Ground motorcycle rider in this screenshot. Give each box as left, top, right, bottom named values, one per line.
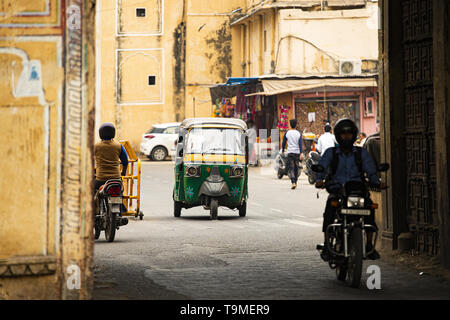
left=282, top=119, right=304, bottom=189
left=94, top=122, right=129, bottom=194
left=316, top=123, right=336, bottom=156
left=315, top=119, right=382, bottom=261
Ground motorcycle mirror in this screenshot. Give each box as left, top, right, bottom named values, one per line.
left=377, top=163, right=390, bottom=172
left=311, top=164, right=324, bottom=173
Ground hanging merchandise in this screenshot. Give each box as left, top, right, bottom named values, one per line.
left=255, top=95, right=262, bottom=112
left=277, top=105, right=290, bottom=130
left=223, top=98, right=235, bottom=118
left=235, top=88, right=246, bottom=119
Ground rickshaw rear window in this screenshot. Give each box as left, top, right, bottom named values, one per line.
left=185, top=128, right=245, bottom=155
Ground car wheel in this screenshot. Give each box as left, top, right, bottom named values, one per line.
left=151, top=146, right=168, bottom=161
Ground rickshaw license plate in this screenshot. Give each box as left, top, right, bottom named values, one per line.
left=341, top=209, right=371, bottom=216
left=109, top=197, right=123, bottom=204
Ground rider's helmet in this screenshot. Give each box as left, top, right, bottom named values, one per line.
left=99, top=122, right=116, bottom=140
left=334, top=118, right=358, bottom=149
left=324, top=123, right=332, bottom=133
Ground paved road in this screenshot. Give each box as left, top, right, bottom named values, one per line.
left=94, top=161, right=450, bottom=299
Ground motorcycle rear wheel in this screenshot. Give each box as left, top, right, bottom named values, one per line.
left=104, top=205, right=116, bottom=242
left=94, top=225, right=101, bottom=239
left=347, top=228, right=363, bottom=288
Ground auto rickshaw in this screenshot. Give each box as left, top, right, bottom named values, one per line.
left=173, top=118, right=248, bottom=220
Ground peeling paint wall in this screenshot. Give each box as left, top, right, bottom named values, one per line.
left=232, top=1, right=379, bottom=77
left=0, top=0, right=95, bottom=299
left=184, top=0, right=243, bottom=119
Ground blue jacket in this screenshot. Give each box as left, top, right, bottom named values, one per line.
left=316, top=146, right=380, bottom=186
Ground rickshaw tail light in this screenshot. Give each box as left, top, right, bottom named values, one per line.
left=230, top=166, right=244, bottom=177
left=185, top=166, right=200, bottom=177
left=371, top=203, right=379, bottom=209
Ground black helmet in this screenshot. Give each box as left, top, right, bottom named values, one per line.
left=334, top=118, right=358, bottom=148
left=99, top=122, right=116, bottom=140
left=324, top=123, right=332, bottom=132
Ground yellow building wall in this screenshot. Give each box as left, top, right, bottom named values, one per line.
left=231, top=8, right=277, bottom=77
left=97, top=0, right=181, bottom=152
left=0, top=0, right=95, bottom=300
left=231, top=2, right=379, bottom=77
left=185, top=0, right=242, bottom=119
left=98, top=0, right=245, bottom=151
left=276, top=5, right=379, bottom=74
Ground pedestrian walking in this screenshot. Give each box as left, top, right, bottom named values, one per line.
left=247, top=120, right=257, bottom=166
left=282, top=119, right=304, bottom=189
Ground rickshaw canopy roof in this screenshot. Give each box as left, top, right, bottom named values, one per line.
left=181, top=118, right=248, bottom=131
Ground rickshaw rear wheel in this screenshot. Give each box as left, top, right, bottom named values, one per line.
left=210, top=199, right=218, bottom=220
left=239, top=201, right=247, bottom=217
left=174, top=201, right=182, bottom=217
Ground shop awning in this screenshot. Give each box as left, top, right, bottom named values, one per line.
left=209, top=77, right=259, bottom=103
left=245, top=78, right=377, bottom=97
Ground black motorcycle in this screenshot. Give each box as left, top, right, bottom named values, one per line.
left=305, top=151, right=321, bottom=185
left=275, top=151, right=288, bottom=179
left=95, top=179, right=129, bottom=242
left=313, top=163, right=389, bottom=288
left=275, top=151, right=302, bottom=180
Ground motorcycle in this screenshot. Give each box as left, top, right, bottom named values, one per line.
left=313, top=163, right=389, bottom=288
left=275, top=151, right=288, bottom=179
left=94, top=179, right=129, bottom=242
left=275, top=151, right=303, bottom=180
left=305, top=151, right=321, bottom=185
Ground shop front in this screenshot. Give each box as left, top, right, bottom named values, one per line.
left=293, top=86, right=378, bottom=136
left=251, top=77, right=378, bottom=137
left=209, top=78, right=280, bottom=162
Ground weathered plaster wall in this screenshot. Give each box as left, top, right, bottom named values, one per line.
left=232, top=2, right=379, bottom=77
left=98, top=0, right=184, bottom=151
left=0, top=0, right=95, bottom=299
left=98, top=0, right=243, bottom=150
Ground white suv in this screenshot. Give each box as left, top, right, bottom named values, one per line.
left=139, top=122, right=181, bottom=161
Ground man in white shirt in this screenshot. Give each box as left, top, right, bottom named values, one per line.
left=247, top=120, right=257, bottom=166
left=282, top=119, right=304, bottom=189
left=316, top=123, right=336, bottom=156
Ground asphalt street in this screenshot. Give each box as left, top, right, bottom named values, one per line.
left=93, top=160, right=450, bottom=299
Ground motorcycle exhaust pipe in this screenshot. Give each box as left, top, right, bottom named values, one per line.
left=116, top=217, right=128, bottom=226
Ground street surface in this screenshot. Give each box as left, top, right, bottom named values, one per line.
left=94, top=161, right=450, bottom=299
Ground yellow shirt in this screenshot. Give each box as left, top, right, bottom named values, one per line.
left=94, top=140, right=122, bottom=181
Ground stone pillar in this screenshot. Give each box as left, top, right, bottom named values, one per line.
left=433, top=0, right=450, bottom=267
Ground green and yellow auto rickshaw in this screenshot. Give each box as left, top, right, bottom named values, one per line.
left=173, top=118, right=248, bottom=220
